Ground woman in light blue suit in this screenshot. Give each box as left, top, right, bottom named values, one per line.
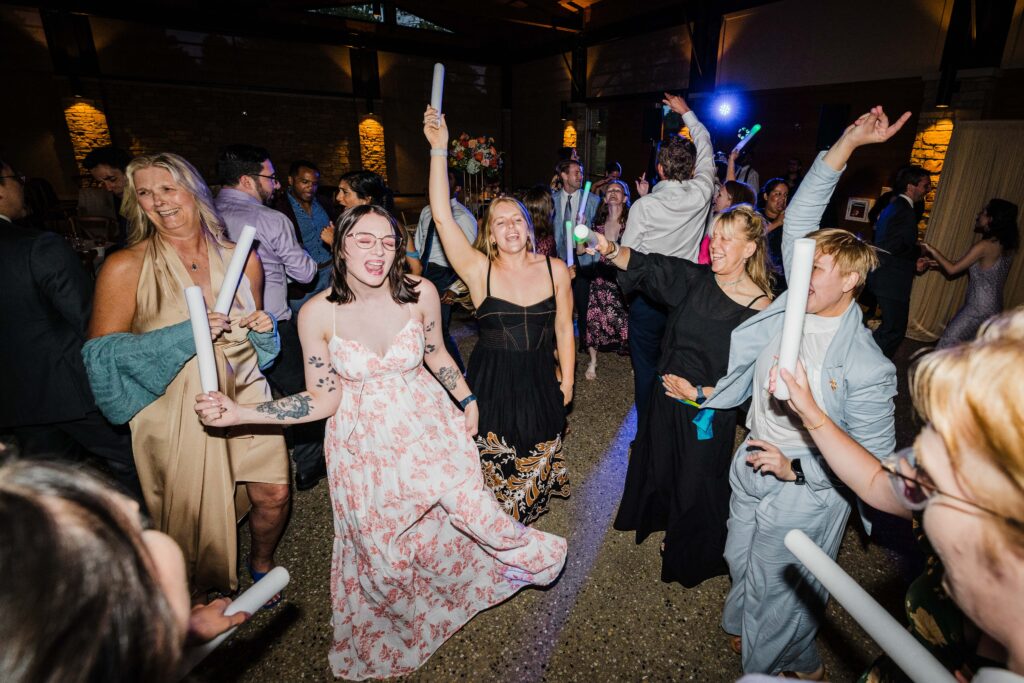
left=699, top=106, right=912, bottom=678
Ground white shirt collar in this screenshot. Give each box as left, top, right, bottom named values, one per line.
left=899, top=193, right=914, bottom=206
left=0, top=213, right=11, bottom=223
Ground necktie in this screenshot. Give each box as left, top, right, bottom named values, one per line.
left=564, top=193, right=573, bottom=225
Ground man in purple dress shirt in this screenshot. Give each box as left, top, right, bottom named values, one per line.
left=215, top=144, right=328, bottom=490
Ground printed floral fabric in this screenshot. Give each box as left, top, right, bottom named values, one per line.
left=325, top=317, right=567, bottom=680
left=476, top=431, right=569, bottom=525
left=585, top=224, right=629, bottom=352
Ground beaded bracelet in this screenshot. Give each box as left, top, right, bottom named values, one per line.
left=429, top=149, right=448, bottom=157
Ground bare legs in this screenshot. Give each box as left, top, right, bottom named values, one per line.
left=585, top=347, right=598, bottom=380
left=245, top=482, right=290, bottom=573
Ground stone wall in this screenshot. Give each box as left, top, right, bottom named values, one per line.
left=62, top=99, right=113, bottom=182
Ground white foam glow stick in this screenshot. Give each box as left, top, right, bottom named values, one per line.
left=564, top=220, right=574, bottom=268
left=573, top=224, right=600, bottom=250
left=784, top=530, right=955, bottom=683
left=185, top=286, right=218, bottom=394
left=774, top=238, right=815, bottom=400
left=178, top=567, right=291, bottom=677
left=213, top=225, right=257, bottom=315
left=430, top=63, right=445, bottom=115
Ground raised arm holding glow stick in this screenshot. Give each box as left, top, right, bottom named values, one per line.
left=213, top=224, right=256, bottom=315
left=185, top=286, right=219, bottom=394
left=773, top=238, right=815, bottom=400
left=430, top=63, right=445, bottom=125
left=732, top=123, right=762, bottom=155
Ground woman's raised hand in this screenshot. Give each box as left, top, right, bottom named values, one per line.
left=423, top=106, right=449, bottom=148
left=769, top=361, right=823, bottom=426
left=635, top=172, right=649, bottom=197
left=194, top=391, right=241, bottom=428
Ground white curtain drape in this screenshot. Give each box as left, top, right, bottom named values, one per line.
left=907, top=120, right=1024, bottom=341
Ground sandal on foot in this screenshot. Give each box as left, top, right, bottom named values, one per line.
left=727, top=634, right=742, bottom=655
left=246, top=557, right=284, bottom=609
left=778, top=666, right=825, bottom=680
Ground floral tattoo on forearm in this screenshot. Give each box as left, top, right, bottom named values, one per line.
left=255, top=394, right=313, bottom=420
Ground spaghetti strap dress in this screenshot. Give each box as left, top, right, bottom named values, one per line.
left=323, top=306, right=567, bottom=680
left=468, top=257, right=570, bottom=524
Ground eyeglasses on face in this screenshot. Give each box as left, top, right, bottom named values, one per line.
left=345, top=232, right=399, bottom=251
left=0, top=174, right=27, bottom=185
left=884, top=447, right=1024, bottom=532
left=251, top=173, right=279, bottom=183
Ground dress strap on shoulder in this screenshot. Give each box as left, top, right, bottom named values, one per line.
left=745, top=293, right=768, bottom=309
left=486, top=259, right=493, bottom=297
left=332, top=302, right=337, bottom=338
left=545, top=256, right=554, bottom=297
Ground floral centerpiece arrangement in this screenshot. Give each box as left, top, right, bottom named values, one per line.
left=449, top=133, right=503, bottom=180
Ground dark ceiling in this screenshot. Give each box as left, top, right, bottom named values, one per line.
left=9, top=0, right=775, bottom=63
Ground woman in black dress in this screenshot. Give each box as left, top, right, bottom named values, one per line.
left=423, top=106, right=574, bottom=524
left=595, top=205, right=773, bottom=586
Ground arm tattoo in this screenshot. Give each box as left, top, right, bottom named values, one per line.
left=424, top=343, right=437, bottom=354
left=315, top=373, right=338, bottom=392
left=424, top=321, right=436, bottom=332
left=256, top=394, right=313, bottom=420
left=437, top=366, right=460, bottom=391
left=308, top=355, right=325, bottom=368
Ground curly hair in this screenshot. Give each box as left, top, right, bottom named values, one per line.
left=657, top=137, right=696, bottom=182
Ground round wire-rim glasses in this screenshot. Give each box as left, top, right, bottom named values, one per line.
left=883, top=447, right=1024, bottom=532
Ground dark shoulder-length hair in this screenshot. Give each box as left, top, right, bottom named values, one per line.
left=985, top=198, right=1020, bottom=252
left=593, top=179, right=631, bottom=227
left=0, top=461, right=181, bottom=683
left=339, top=170, right=393, bottom=211
left=328, top=204, right=419, bottom=305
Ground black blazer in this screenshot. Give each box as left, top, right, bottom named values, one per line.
left=868, top=197, right=921, bottom=300
left=0, top=220, right=97, bottom=427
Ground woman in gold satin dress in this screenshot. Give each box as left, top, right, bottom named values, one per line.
left=88, top=153, right=290, bottom=594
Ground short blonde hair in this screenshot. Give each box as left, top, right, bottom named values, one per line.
left=911, top=307, right=1024, bottom=555
left=122, top=153, right=226, bottom=246
left=807, top=228, right=879, bottom=295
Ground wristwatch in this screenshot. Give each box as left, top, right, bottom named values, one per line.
left=694, top=385, right=706, bottom=405
left=791, top=458, right=806, bottom=485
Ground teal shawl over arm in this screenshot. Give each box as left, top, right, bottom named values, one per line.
left=82, top=319, right=279, bottom=425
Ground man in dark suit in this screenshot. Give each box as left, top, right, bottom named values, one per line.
left=866, top=165, right=932, bottom=358
left=0, top=158, right=142, bottom=500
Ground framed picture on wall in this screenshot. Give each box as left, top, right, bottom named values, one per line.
left=845, top=197, right=873, bottom=222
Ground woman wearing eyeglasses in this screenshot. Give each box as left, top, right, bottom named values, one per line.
left=751, top=307, right=1024, bottom=682
left=193, top=204, right=566, bottom=679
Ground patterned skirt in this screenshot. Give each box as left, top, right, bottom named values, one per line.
left=468, top=346, right=570, bottom=524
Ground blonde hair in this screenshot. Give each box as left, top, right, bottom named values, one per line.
left=712, top=204, right=775, bottom=299
left=911, top=306, right=1024, bottom=554
left=121, top=153, right=226, bottom=246
left=478, top=196, right=535, bottom=260
left=806, top=228, right=879, bottom=295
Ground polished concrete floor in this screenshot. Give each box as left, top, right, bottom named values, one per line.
left=194, top=315, right=925, bottom=683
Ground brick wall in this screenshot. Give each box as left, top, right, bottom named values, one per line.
left=95, top=81, right=362, bottom=188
